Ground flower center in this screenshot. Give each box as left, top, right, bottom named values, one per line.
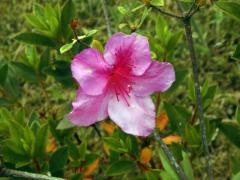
left=108, top=64, right=133, bottom=105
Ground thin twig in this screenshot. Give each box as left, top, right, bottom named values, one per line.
left=186, top=0, right=196, bottom=17
left=150, top=5, right=183, bottom=19
left=154, top=132, right=187, bottom=180
left=100, top=0, right=112, bottom=37
left=0, top=166, right=64, bottom=180
left=182, top=17, right=214, bottom=180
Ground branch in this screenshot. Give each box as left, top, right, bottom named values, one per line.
left=0, top=167, right=64, bottom=180
left=182, top=18, right=214, bottom=180
left=100, top=0, right=112, bottom=37
left=149, top=1, right=213, bottom=179
left=150, top=5, right=183, bottom=19
left=154, top=132, right=187, bottom=180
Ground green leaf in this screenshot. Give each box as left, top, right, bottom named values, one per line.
left=105, top=160, right=136, bottom=176
left=184, top=124, right=201, bottom=149
left=38, top=49, right=50, bottom=79
left=155, top=16, right=169, bottom=46
left=181, top=152, right=194, bottom=180
left=166, top=30, right=183, bottom=51
left=4, top=75, right=21, bottom=98
left=233, top=45, right=240, bottom=60
left=0, top=98, right=12, bottom=106
left=145, top=170, right=160, bottom=180
left=151, top=0, right=165, bottom=7
left=164, top=103, right=186, bottom=134
left=236, top=106, right=240, bottom=125
left=85, top=29, right=98, bottom=38
left=46, top=60, right=74, bottom=87
left=57, top=118, right=75, bottom=130
left=61, top=0, right=75, bottom=38
left=84, top=153, right=98, bottom=166
left=34, top=123, right=48, bottom=159
left=49, top=146, right=68, bottom=173
left=60, top=41, right=76, bottom=54
left=232, top=172, right=240, bottom=180
left=15, top=32, right=56, bottom=47
left=126, top=136, right=139, bottom=157
left=91, top=39, right=104, bottom=53
left=158, top=150, right=178, bottom=180
left=25, top=14, right=48, bottom=30
left=103, top=137, right=127, bottom=153
left=117, top=6, right=127, bottom=15
left=11, top=62, right=37, bottom=83
left=68, top=141, right=80, bottom=160
left=219, top=122, right=240, bottom=148
left=216, top=1, right=240, bottom=21
left=0, top=64, right=8, bottom=86
left=79, top=141, right=87, bottom=161
left=2, top=141, right=31, bottom=166
left=138, top=7, right=151, bottom=28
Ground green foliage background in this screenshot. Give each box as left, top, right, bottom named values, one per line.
left=0, top=0, right=239, bottom=179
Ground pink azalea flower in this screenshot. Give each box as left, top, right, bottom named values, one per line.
left=68, top=32, right=175, bottom=137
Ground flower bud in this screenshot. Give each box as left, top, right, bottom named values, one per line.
left=70, top=18, right=80, bottom=30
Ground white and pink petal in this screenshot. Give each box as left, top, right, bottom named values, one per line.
left=108, top=94, right=155, bottom=137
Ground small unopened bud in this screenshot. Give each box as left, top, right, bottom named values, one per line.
left=70, top=18, right=80, bottom=30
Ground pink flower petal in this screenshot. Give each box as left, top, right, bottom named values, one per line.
left=71, top=48, right=109, bottom=95
left=132, top=61, right=175, bottom=96
left=104, top=32, right=152, bottom=75
left=68, top=89, right=109, bottom=126
left=108, top=94, right=155, bottom=137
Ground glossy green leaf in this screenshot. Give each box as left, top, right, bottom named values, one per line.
left=158, top=150, right=178, bottom=180
left=79, top=141, right=87, bottom=161
left=236, top=106, right=240, bottom=124
left=151, top=0, right=165, bottom=7
left=49, top=146, right=68, bottom=173
left=219, top=122, right=240, bottom=148
left=105, top=160, right=136, bottom=176
left=216, top=1, right=240, bottom=21
left=103, top=137, right=127, bottom=153
left=11, top=62, right=37, bottom=83
left=15, top=32, right=56, bottom=47
left=181, top=152, right=194, bottom=180
left=60, top=41, right=76, bottom=54
left=0, top=64, right=8, bottom=86
left=184, top=124, right=201, bottom=149
left=233, top=45, right=240, bottom=60
left=38, top=48, right=50, bottom=79
left=34, top=123, right=48, bottom=159
left=56, top=118, right=75, bottom=130
left=117, top=6, right=127, bottom=15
